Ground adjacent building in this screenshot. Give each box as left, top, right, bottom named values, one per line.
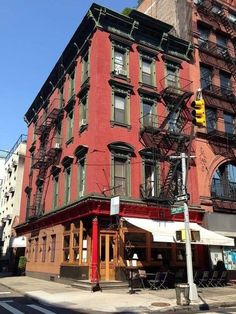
left=138, top=0, right=236, bottom=272
left=0, top=135, right=27, bottom=271
left=16, top=2, right=234, bottom=287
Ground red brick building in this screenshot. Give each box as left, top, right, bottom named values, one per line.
left=16, top=3, right=233, bottom=286
left=138, top=0, right=236, bottom=273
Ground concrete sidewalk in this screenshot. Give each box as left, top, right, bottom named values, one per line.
left=0, top=275, right=236, bottom=313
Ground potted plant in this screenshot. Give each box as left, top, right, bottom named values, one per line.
left=17, top=256, right=27, bottom=276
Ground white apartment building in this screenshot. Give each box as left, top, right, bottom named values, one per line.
left=0, top=135, right=27, bottom=270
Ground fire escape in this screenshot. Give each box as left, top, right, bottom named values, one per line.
left=28, top=101, right=63, bottom=219
left=196, top=0, right=236, bottom=81
left=139, top=76, right=193, bottom=205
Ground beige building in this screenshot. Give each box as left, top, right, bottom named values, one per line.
left=0, top=135, right=27, bottom=271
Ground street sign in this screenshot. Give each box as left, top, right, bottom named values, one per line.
left=171, top=206, right=184, bottom=215
left=176, top=194, right=188, bottom=202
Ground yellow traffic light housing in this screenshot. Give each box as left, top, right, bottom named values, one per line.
left=191, top=98, right=206, bottom=127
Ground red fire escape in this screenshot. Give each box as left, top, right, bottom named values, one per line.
left=28, top=100, right=63, bottom=219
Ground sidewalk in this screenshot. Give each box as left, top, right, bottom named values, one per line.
left=0, top=275, right=236, bottom=313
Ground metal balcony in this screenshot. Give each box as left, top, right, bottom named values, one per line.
left=201, top=81, right=236, bottom=103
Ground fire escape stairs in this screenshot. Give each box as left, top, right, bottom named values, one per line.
left=28, top=107, right=63, bottom=220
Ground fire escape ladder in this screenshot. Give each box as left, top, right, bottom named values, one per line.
left=217, top=9, right=236, bottom=44
left=159, top=90, right=192, bottom=131
left=159, top=159, right=181, bottom=204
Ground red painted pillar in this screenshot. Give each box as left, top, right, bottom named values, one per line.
left=91, top=216, right=101, bottom=291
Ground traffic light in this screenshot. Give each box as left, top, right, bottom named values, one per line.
left=191, top=98, right=206, bottom=127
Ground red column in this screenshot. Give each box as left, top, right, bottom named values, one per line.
left=91, top=216, right=100, bottom=290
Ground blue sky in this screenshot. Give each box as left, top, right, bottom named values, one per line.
left=0, top=0, right=137, bottom=152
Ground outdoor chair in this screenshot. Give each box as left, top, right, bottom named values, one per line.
left=148, top=271, right=169, bottom=290
left=197, top=271, right=210, bottom=287
left=216, top=271, right=228, bottom=287
left=193, top=270, right=201, bottom=285
left=207, top=271, right=219, bottom=287
left=138, top=269, right=148, bottom=289
left=148, top=272, right=161, bottom=290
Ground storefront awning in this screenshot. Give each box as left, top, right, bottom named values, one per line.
left=10, top=236, right=26, bottom=248
left=123, top=217, right=234, bottom=246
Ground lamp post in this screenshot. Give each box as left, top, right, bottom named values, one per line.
left=181, top=152, right=198, bottom=302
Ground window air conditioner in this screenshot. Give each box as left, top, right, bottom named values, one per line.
left=81, top=119, right=87, bottom=126
left=116, top=69, right=127, bottom=76
left=54, top=143, right=61, bottom=149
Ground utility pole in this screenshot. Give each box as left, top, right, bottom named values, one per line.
left=181, top=152, right=198, bottom=302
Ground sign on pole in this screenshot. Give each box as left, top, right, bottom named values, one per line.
left=110, top=196, right=120, bottom=215
left=171, top=206, right=184, bottom=215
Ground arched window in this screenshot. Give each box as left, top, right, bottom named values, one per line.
left=211, top=162, right=236, bottom=200
left=108, top=142, right=134, bottom=197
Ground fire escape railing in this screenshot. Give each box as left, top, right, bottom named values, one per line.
left=201, top=80, right=236, bottom=103
left=139, top=75, right=194, bottom=204
left=27, top=100, right=64, bottom=220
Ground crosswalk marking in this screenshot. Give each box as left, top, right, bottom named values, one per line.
left=27, top=304, right=56, bottom=314
left=0, top=292, right=11, bottom=295
left=0, top=301, right=24, bottom=314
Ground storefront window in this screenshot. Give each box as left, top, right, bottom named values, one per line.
left=124, top=232, right=146, bottom=261
left=223, top=248, right=236, bottom=270
left=63, top=235, right=70, bottom=262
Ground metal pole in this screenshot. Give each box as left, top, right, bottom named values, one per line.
left=181, top=152, right=198, bottom=302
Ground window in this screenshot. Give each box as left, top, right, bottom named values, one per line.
left=206, top=108, right=217, bottom=132
left=124, top=232, right=146, bottom=261
left=108, top=142, right=134, bottom=197
left=73, top=232, right=79, bottom=262
left=79, top=94, right=88, bottom=129
left=114, top=94, right=126, bottom=124
left=211, top=4, right=222, bottom=15
left=50, top=234, right=56, bottom=262
left=211, top=162, right=236, bottom=200
left=166, top=63, right=179, bottom=89
left=142, top=99, right=156, bottom=127
left=64, top=165, right=71, bottom=204
left=52, top=175, right=59, bottom=209
left=198, top=25, right=210, bottom=49
left=111, top=87, right=131, bottom=127
left=200, top=65, right=212, bottom=90
left=111, top=39, right=130, bottom=77
left=224, top=113, right=235, bottom=134
left=28, top=239, right=32, bottom=261
left=141, top=56, right=156, bottom=87
left=68, top=71, right=75, bottom=99
left=58, top=85, right=64, bottom=108
left=75, top=146, right=88, bottom=198
left=63, top=234, right=70, bottom=262
left=34, top=238, right=39, bottom=262
left=66, top=108, right=74, bottom=142
left=220, top=72, right=232, bottom=96
left=114, top=158, right=128, bottom=196
left=216, top=34, right=227, bottom=55
left=140, top=149, right=160, bottom=199
left=42, top=236, right=47, bottom=263
left=81, top=51, right=89, bottom=83
left=78, top=158, right=86, bottom=197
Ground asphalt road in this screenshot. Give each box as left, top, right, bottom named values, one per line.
left=164, top=306, right=236, bottom=314
left=0, top=284, right=87, bottom=314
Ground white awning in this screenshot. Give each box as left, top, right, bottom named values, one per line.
left=11, top=236, right=26, bottom=248
left=123, top=217, right=234, bottom=246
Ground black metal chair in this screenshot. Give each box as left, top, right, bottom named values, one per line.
left=197, top=271, right=210, bottom=287
left=207, top=271, right=219, bottom=287
left=148, top=272, right=161, bottom=290
left=216, top=271, right=228, bottom=287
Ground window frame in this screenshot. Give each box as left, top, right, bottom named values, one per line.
left=64, top=165, right=72, bottom=205
left=140, top=54, right=156, bottom=88
left=52, top=174, right=60, bottom=210
left=111, top=87, right=131, bottom=128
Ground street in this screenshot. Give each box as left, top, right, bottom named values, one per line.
left=0, top=284, right=84, bottom=314
left=164, top=306, right=236, bottom=314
